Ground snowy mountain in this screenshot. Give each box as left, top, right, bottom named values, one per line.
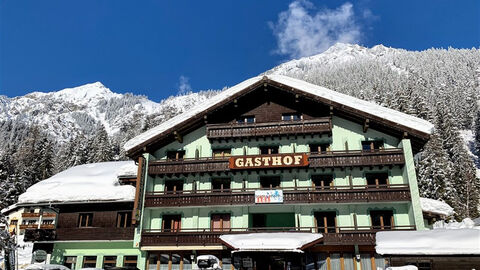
left=0, top=82, right=218, bottom=147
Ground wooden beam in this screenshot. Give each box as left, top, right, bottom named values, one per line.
left=173, top=131, right=183, bottom=143
left=363, top=119, right=370, bottom=133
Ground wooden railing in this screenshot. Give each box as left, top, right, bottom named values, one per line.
left=56, top=227, right=135, bottom=241
left=206, top=118, right=332, bottom=140
left=40, top=224, right=55, bottom=229
left=21, top=213, right=40, bottom=218
left=141, top=226, right=415, bottom=246
left=148, top=149, right=405, bottom=175
left=42, top=213, right=57, bottom=218
left=144, top=184, right=410, bottom=207
left=19, top=224, right=38, bottom=230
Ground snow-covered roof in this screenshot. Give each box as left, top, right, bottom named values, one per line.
left=219, top=232, right=322, bottom=253
left=1, top=203, right=19, bottom=215
left=116, top=162, right=138, bottom=178
left=18, top=161, right=136, bottom=204
left=420, top=197, right=454, bottom=217
left=124, top=75, right=433, bottom=153
left=376, top=229, right=480, bottom=255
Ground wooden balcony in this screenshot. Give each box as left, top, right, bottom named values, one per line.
left=144, top=184, right=411, bottom=207
left=148, top=149, right=405, bottom=176
left=40, top=224, right=55, bottom=229
left=141, top=226, right=415, bottom=247
left=22, top=213, right=40, bottom=218
left=206, top=118, right=332, bottom=140
left=42, top=213, right=57, bottom=218
left=55, top=227, right=134, bottom=241
left=19, top=224, right=38, bottom=230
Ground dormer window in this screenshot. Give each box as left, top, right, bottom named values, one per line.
left=361, top=140, right=384, bottom=151
left=282, top=113, right=302, bottom=121
left=259, top=146, right=279, bottom=155
left=237, top=115, right=255, bottom=124
left=166, top=150, right=185, bottom=160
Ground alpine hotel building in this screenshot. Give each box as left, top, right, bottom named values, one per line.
left=122, top=75, right=432, bottom=270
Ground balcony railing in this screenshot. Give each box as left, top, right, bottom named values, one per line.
left=144, top=184, right=411, bottom=207
left=21, top=213, right=40, bottom=218
left=40, top=224, right=55, bottom=229
left=206, top=118, right=332, bottom=140
left=55, top=227, right=134, bottom=241
left=148, top=149, right=405, bottom=175
left=42, top=213, right=57, bottom=218
left=141, top=226, right=415, bottom=247
left=19, top=224, right=38, bottom=230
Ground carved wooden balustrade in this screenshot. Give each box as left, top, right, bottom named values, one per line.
left=144, top=184, right=410, bottom=207
left=141, top=226, right=415, bottom=247
left=148, top=149, right=405, bottom=176
left=206, top=118, right=332, bottom=140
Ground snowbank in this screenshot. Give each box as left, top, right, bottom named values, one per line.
left=124, top=75, right=433, bottom=152
left=376, top=229, right=480, bottom=255
left=18, top=161, right=136, bottom=204
left=17, top=235, right=33, bottom=268
left=219, top=232, right=322, bottom=252
left=433, top=218, right=478, bottom=230
left=419, top=197, right=454, bottom=217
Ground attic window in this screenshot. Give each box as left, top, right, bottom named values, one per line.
left=282, top=113, right=302, bottom=121
left=361, top=140, right=384, bottom=151
left=237, top=115, right=255, bottom=124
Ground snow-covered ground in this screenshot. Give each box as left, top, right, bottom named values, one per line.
left=18, top=161, right=136, bottom=204
left=16, top=235, right=33, bottom=268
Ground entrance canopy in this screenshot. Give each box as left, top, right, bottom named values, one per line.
left=219, top=232, right=323, bottom=253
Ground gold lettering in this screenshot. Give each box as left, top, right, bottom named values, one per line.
left=262, top=157, right=271, bottom=166
left=235, top=158, right=244, bottom=167
left=293, top=155, right=303, bottom=165
left=272, top=156, right=282, bottom=166
left=283, top=155, right=293, bottom=165
left=254, top=157, right=262, bottom=166
left=245, top=158, right=254, bottom=167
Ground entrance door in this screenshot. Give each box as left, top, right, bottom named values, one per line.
left=162, top=215, right=181, bottom=232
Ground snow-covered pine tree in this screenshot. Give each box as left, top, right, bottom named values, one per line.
left=90, top=125, right=114, bottom=162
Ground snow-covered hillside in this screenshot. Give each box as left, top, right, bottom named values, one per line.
left=0, top=82, right=217, bottom=145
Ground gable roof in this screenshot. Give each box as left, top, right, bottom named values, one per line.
left=124, top=75, right=433, bottom=157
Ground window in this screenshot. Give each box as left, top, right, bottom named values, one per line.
left=63, top=256, right=77, bottom=270
left=259, top=145, right=279, bottom=155
left=361, top=140, right=384, bottom=151
left=42, top=220, right=54, bottom=225
left=212, top=178, right=231, bottom=191
left=123, top=256, right=137, bottom=268
left=309, top=143, right=330, bottom=153
left=212, top=148, right=231, bottom=159
left=315, top=212, right=337, bottom=233
left=10, top=220, right=18, bottom=225
left=282, top=113, right=302, bottom=121
left=366, top=172, right=389, bottom=188
left=78, top=213, right=93, bottom=227
left=164, top=180, right=184, bottom=194
left=103, top=256, right=117, bottom=268
left=237, top=115, right=255, bottom=124
left=83, top=256, right=97, bottom=268
left=260, top=176, right=281, bottom=189
left=166, top=150, right=185, bottom=160
left=312, top=175, right=334, bottom=189
left=370, top=210, right=394, bottom=230
left=211, top=213, right=231, bottom=231
left=27, top=220, right=36, bottom=225
left=162, top=215, right=181, bottom=232
left=117, top=212, right=132, bottom=228
left=251, top=213, right=266, bottom=228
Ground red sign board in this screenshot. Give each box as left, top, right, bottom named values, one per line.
left=229, top=153, right=309, bottom=170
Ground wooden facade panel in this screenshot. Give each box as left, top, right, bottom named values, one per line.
left=56, top=227, right=134, bottom=241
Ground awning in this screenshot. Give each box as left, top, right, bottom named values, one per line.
left=219, top=232, right=323, bottom=253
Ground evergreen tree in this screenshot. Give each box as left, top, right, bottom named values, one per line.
left=90, top=125, right=114, bottom=162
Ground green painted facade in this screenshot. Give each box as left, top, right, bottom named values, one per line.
left=51, top=241, right=146, bottom=270
left=136, top=115, right=425, bottom=241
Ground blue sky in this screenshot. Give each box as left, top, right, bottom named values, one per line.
left=1, top=0, right=479, bottom=101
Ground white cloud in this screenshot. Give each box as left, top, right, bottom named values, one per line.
left=270, top=1, right=368, bottom=59
left=177, top=75, right=192, bottom=95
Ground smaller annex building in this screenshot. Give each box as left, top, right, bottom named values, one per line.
left=122, top=75, right=434, bottom=270
left=2, top=161, right=145, bottom=270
